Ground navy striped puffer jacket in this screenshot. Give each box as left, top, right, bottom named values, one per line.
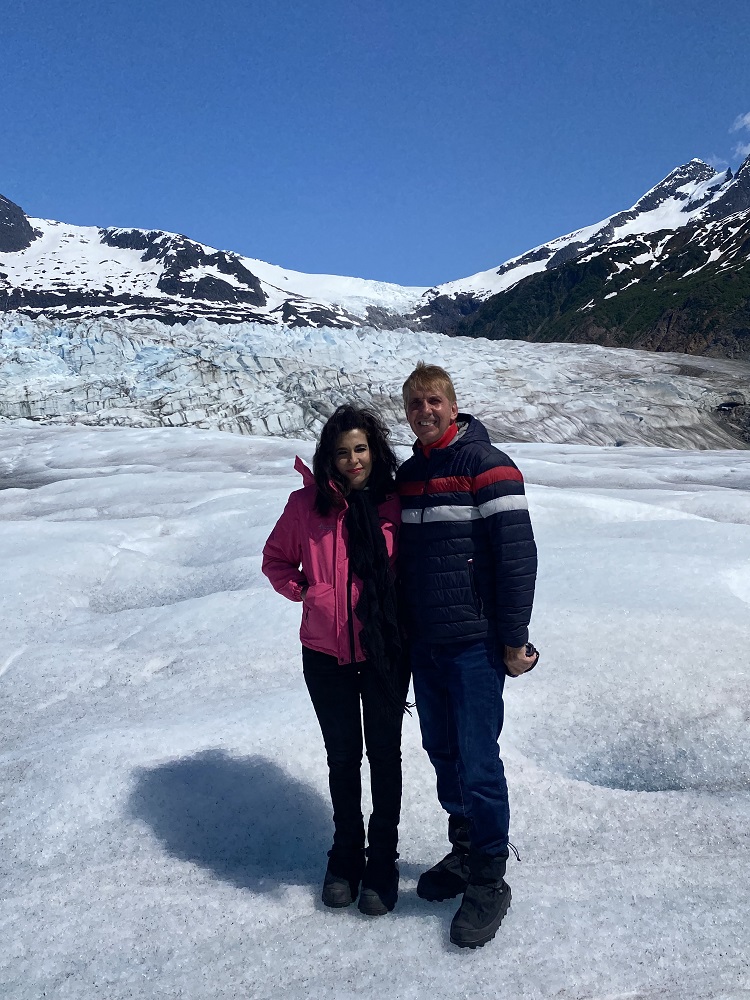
left=395, top=414, right=537, bottom=647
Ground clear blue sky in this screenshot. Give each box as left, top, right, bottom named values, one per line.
left=4, top=0, right=750, bottom=286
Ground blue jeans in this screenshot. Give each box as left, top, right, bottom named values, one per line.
left=410, top=637, right=509, bottom=857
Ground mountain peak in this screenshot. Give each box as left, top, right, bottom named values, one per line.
left=631, top=159, right=718, bottom=215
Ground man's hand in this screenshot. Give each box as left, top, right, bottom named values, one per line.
left=503, top=643, right=539, bottom=677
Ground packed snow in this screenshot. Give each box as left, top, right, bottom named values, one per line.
left=236, top=257, right=427, bottom=318
left=1, top=425, right=749, bottom=1000
left=1, top=314, right=748, bottom=449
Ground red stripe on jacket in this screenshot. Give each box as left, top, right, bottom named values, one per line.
left=398, top=466, right=523, bottom=497
left=473, top=466, right=524, bottom=490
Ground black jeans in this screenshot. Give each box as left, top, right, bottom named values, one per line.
left=302, top=646, right=404, bottom=860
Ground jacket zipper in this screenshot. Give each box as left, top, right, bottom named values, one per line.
left=346, top=559, right=355, bottom=663
left=420, top=454, right=436, bottom=523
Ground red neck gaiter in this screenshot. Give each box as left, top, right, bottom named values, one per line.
left=420, top=421, right=458, bottom=458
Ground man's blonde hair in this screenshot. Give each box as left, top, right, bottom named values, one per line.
left=402, top=362, right=457, bottom=409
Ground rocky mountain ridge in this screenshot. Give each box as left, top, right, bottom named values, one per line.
left=444, top=158, right=750, bottom=359
left=2, top=153, right=750, bottom=358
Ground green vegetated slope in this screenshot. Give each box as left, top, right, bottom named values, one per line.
left=453, top=215, right=750, bottom=360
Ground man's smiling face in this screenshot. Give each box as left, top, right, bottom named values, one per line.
left=405, top=385, right=459, bottom=447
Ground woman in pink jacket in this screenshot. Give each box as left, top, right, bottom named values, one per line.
left=262, top=405, right=408, bottom=916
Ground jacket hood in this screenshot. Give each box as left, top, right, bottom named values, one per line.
left=455, top=413, right=492, bottom=447
left=294, top=455, right=316, bottom=486
left=294, top=454, right=347, bottom=503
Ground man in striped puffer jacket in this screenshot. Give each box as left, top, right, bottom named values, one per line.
left=396, top=363, right=538, bottom=950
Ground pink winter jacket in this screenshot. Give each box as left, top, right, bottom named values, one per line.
left=262, top=457, right=400, bottom=665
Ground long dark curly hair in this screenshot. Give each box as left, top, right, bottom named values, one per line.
left=313, top=405, right=398, bottom=514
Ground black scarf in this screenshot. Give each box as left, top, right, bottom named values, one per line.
left=345, top=489, right=408, bottom=718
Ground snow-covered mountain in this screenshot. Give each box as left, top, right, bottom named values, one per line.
left=424, top=159, right=743, bottom=303
left=415, top=157, right=750, bottom=350
left=2, top=154, right=749, bottom=348
left=0, top=194, right=426, bottom=328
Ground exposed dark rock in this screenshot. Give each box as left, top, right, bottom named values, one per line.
left=100, top=228, right=159, bottom=252
left=151, top=240, right=267, bottom=306
left=714, top=401, right=750, bottom=444
left=0, top=195, right=38, bottom=252
left=0, top=285, right=277, bottom=326
left=270, top=299, right=356, bottom=328
left=365, top=306, right=410, bottom=330
left=157, top=271, right=263, bottom=305
left=703, top=154, right=750, bottom=221
left=547, top=240, right=587, bottom=268
left=410, top=292, right=483, bottom=332
left=493, top=244, right=553, bottom=277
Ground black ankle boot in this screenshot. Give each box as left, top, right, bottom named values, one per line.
left=321, top=848, right=365, bottom=908
left=449, top=848, right=511, bottom=949
left=417, top=814, right=471, bottom=902
left=357, top=854, right=399, bottom=915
